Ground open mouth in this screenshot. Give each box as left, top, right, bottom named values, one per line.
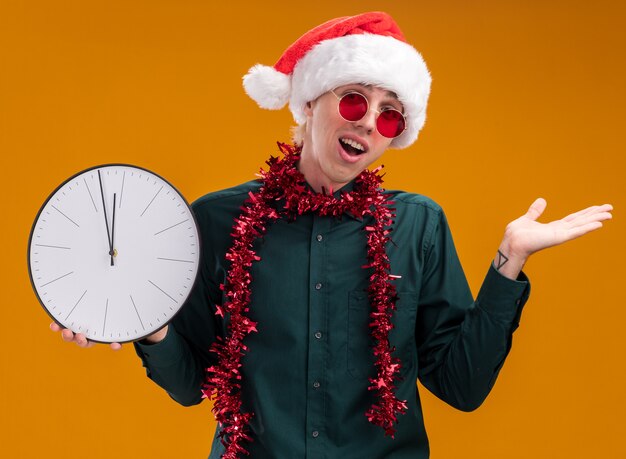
left=339, top=137, right=367, bottom=156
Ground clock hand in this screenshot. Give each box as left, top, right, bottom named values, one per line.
left=97, top=170, right=113, bottom=261
left=110, top=193, right=116, bottom=266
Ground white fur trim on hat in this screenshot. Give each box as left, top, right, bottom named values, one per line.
left=290, top=34, right=431, bottom=149
left=243, top=64, right=292, bottom=110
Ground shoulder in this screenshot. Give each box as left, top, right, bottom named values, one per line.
left=385, top=189, right=443, bottom=216
left=189, top=181, right=262, bottom=252
left=384, top=191, right=456, bottom=259
left=384, top=190, right=448, bottom=247
left=381, top=190, right=449, bottom=259
left=191, top=180, right=262, bottom=213
left=190, top=180, right=262, bottom=235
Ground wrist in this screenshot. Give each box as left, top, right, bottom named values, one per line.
left=495, top=237, right=528, bottom=280
left=143, top=325, right=169, bottom=344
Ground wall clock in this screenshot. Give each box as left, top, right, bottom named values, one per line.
left=28, top=164, right=200, bottom=343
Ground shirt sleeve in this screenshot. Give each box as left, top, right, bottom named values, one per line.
left=416, top=208, right=530, bottom=411
left=133, top=237, right=222, bottom=407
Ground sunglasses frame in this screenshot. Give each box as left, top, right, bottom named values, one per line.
left=330, top=89, right=407, bottom=139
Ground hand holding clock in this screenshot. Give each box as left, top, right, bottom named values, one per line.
left=50, top=322, right=122, bottom=349
left=49, top=322, right=169, bottom=349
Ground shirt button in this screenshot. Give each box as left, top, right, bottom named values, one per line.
left=316, top=234, right=323, bottom=242
left=313, top=381, right=321, bottom=389
left=315, top=282, right=323, bottom=290
left=312, top=430, right=319, bottom=438
left=314, top=331, right=322, bottom=339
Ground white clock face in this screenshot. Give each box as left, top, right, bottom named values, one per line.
left=28, top=164, right=200, bottom=343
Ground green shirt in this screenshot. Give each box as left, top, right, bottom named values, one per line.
left=135, top=179, right=530, bottom=459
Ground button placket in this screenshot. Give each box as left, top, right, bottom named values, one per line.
left=306, top=214, right=329, bottom=457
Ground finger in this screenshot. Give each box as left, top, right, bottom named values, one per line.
left=600, top=203, right=614, bottom=212
left=74, top=333, right=90, bottom=347
left=563, top=205, right=599, bottom=222
left=61, top=328, right=75, bottom=342
left=50, top=322, right=62, bottom=332
left=590, top=211, right=613, bottom=222
left=525, top=198, right=547, bottom=221
left=565, top=221, right=603, bottom=240
left=563, top=204, right=613, bottom=222
left=569, top=210, right=613, bottom=228
left=110, top=342, right=123, bottom=351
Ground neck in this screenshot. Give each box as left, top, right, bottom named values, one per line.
left=297, top=143, right=348, bottom=194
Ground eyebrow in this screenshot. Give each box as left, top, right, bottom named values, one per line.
left=365, top=85, right=403, bottom=110
left=340, top=84, right=400, bottom=102
left=382, top=89, right=399, bottom=99
left=349, top=83, right=398, bottom=99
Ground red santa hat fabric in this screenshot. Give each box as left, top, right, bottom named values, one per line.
left=243, top=12, right=431, bottom=149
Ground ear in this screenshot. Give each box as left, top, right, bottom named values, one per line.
left=303, top=100, right=314, bottom=117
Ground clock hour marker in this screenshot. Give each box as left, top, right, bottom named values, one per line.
left=34, top=244, right=71, bottom=250
left=130, top=295, right=145, bottom=330
left=103, top=299, right=109, bottom=336
left=148, top=280, right=178, bottom=303
left=154, top=219, right=189, bottom=236
left=84, top=178, right=98, bottom=212
left=140, top=186, right=163, bottom=217
left=157, top=257, right=194, bottom=263
left=65, top=289, right=88, bottom=320
left=119, top=171, right=126, bottom=209
left=40, top=271, right=74, bottom=287
left=51, top=205, right=80, bottom=228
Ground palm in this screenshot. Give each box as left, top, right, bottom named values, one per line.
left=506, top=198, right=613, bottom=258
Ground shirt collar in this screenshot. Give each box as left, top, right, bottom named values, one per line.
left=301, top=179, right=362, bottom=221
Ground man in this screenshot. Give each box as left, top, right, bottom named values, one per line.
left=52, top=12, right=612, bottom=459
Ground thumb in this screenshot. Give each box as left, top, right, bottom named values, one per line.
left=525, top=198, right=547, bottom=221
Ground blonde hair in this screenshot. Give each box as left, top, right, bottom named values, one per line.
left=291, top=122, right=306, bottom=147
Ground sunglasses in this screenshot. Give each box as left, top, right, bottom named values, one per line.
left=330, top=89, right=406, bottom=139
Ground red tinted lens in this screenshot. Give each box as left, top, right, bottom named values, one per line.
left=338, top=92, right=368, bottom=121
left=377, top=109, right=406, bottom=138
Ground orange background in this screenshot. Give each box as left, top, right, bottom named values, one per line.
left=1, top=1, right=625, bottom=458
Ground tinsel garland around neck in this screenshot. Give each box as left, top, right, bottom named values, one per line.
left=202, top=142, right=407, bottom=458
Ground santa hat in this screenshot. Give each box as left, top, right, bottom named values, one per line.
left=243, top=11, right=431, bottom=149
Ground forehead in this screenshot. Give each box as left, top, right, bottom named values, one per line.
left=334, top=83, right=399, bottom=100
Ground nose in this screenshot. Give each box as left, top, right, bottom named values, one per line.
left=354, top=106, right=377, bottom=135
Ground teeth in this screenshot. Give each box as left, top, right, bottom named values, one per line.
left=340, top=138, right=365, bottom=152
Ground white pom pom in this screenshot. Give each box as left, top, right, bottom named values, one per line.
left=242, top=64, right=291, bottom=110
